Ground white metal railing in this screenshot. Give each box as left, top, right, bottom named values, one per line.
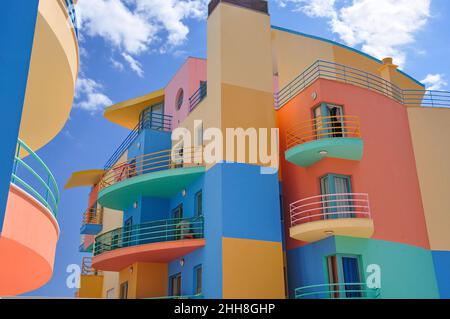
left=290, top=193, right=371, bottom=227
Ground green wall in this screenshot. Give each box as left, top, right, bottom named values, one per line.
left=335, top=236, right=439, bottom=299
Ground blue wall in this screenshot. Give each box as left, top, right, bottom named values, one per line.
left=432, top=251, right=450, bottom=299
left=0, top=1, right=39, bottom=231
left=221, top=163, right=282, bottom=242
left=286, top=237, right=336, bottom=298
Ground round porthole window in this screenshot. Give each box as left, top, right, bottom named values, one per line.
left=175, top=88, right=184, bottom=110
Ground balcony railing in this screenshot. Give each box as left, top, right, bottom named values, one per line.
left=100, top=146, right=204, bottom=190
left=81, top=257, right=102, bottom=276
left=94, top=216, right=204, bottom=256
left=290, top=193, right=371, bottom=227
left=189, top=82, right=207, bottom=112
left=275, top=60, right=450, bottom=109
left=104, top=113, right=173, bottom=170
left=11, top=139, right=59, bottom=217
left=286, top=115, right=361, bottom=149
left=295, top=283, right=380, bottom=299
left=64, top=0, right=78, bottom=38
left=82, top=207, right=103, bottom=226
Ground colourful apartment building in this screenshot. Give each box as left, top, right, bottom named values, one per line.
left=0, top=1, right=79, bottom=296
left=67, top=0, right=450, bottom=299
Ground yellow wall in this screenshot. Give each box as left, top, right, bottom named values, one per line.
left=271, top=28, right=423, bottom=92
left=20, top=0, right=78, bottom=151
left=222, top=238, right=285, bottom=299
left=178, top=2, right=277, bottom=169
left=78, top=274, right=104, bottom=298
left=407, top=107, right=450, bottom=250
left=119, top=263, right=168, bottom=299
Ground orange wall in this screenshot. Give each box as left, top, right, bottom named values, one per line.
left=277, top=79, right=430, bottom=250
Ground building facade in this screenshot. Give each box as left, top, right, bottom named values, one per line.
left=0, top=0, right=79, bottom=296
left=67, top=0, right=450, bottom=299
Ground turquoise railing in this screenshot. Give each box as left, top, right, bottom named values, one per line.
left=94, top=216, right=204, bottom=256
left=275, top=60, right=450, bottom=109
left=295, top=283, right=380, bottom=299
left=11, top=139, right=59, bottom=218
left=64, top=0, right=78, bottom=38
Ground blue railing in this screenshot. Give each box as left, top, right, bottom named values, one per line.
left=11, top=139, right=59, bottom=217
left=275, top=60, right=450, bottom=109
left=295, top=283, right=380, bottom=299
left=189, top=82, right=207, bottom=112
left=104, top=113, right=172, bottom=170
left=64, top=0, right=78, bottom=38
left=94, top=216, right=204, bottom=256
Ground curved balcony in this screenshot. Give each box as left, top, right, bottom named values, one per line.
left=98, top=147, right=205, bottom=210
left=285, top=115, right=363, bottom=167
left=80, top=207, right=103, bottom=235
left=0, top=139, right=60, bottom=295
left=295, top=283, right=380, bottom=299
left=289, top=193, right=374, bottom=243
left=19, top=0, right=79, bottom=152
left=92, top=217, right=205, bottom=271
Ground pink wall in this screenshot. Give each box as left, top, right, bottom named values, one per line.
left=165, top=57, right=207, bottom=129
left=277, top=79, right=430, bottom=251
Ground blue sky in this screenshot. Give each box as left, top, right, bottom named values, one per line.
left=27, top=0, right=449, bottom=297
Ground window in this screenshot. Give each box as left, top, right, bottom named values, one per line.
left=320, top=174, right=354, bottom=219
left=106, top=288, right=116, bottom=299
left=119, top=281, right=128, bottom=299
left=195, top=191, right=203, bottom=217
left=325, top=255, right=363, bottom=298
left=170, top=273, right=182, bottom=297
left=139, top=103, right=164, bottom=131
left=194, top=265, right=203, bottom=295
left=176, top=88, right=184, bottom=110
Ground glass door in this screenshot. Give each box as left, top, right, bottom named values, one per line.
left=326, top=255, right=363, bottom=298
left=172, top=204, right=183, bottom=240
left=313, top=104, right=344, bottom=140
left=320, top=174, right=354, bottom=219
left=170, top=273, right=182, bottom=297
left=123, top=217, right=133, bottom=247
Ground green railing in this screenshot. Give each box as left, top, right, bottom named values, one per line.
left=11, top=139, right=59, bottom=217
left=295, top=283, right=380, bottom=299
left=94, top=216, right=204, bottom=256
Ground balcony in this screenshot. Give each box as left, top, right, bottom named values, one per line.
left=19, top=0, right=79, bottom=152
left=80, top=207, right=103, bottom=235
left=295, top=283, right=380, bottom=299
left=289, top=193, right=374, bottom=242
left=92, top=217, right=205, bottom=271
left=0, top=139, right=60, bottom=295
left=189, top=82, right=207, bottom=113
left=285, top=115, right=363, bottom=167
left=98, top=147, right=205, bottom=210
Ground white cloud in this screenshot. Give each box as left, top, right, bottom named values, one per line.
left=122, top=53, right=144, bottom=77
left=111, top=58, right=125, bottom=72
left=76, top=0, right=208, bottom=75
left=421, top=74, right=447, bottom=90
left=277, top=0, right=431, bottom=67
left=74, top=77, right=113, bottom=114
